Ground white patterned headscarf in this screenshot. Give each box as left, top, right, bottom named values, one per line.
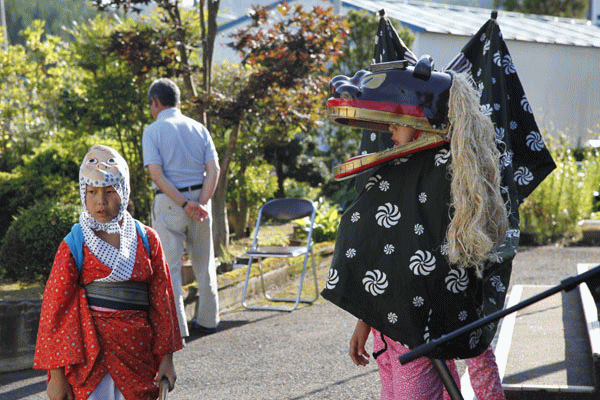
left=79, top=145, right=137, bottom=282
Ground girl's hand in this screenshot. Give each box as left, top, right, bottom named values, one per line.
left=47, top=368, right=74, bottom=400
left=155, top=353, right=177, bottom=392
left=349, top=320, right=371, bottom=366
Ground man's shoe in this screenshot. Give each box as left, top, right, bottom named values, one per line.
left=190, top=319, right=218, bottom=334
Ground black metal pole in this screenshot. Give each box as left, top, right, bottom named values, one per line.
left=432, top=359, right=464, bottom=400
left=399, top=263, right=600, bottom=365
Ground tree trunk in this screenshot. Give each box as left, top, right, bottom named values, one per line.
left=212, top=122, right=240, bottom=258
left=211, top=175, right=229, bottom=259
left=274, top=147, right=285, bottom=198
left=229, top=201, right=249, bottom=239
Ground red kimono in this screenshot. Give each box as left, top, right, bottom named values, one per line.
left=34, top=226, right=183, bottom=400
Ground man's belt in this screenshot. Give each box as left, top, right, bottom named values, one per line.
left=154, top=183, right=203, bottom=195
left=85, top=281, right=150, bottom=311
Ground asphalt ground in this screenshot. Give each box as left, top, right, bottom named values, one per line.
left=2, top=244, right=600, bottom=400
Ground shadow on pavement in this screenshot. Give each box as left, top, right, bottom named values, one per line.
left=185, top=311, right=280, bottom=343
left=0, top=369, right=46, bottom=400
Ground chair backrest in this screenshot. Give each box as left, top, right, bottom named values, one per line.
left=260, top=198, right=315, bottom=222
left=250, top=199, right=316, bottom=250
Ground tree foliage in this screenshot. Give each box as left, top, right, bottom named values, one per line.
left=95, top=0, right=220, bottom=114
left=194, top=2, right=349, bottom=252
left=200, top=3, right=349, bottom=128
left=3, top=0, right=98, bottom=47
left=0, top=20, right=83, bottom=171
left=493, top=0, right=587, bottom=18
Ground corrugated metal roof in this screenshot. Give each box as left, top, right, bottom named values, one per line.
left=342, top=0, right=600, bottom=47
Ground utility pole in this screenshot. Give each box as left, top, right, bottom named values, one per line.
left=0, top=0, right=7, bottom=51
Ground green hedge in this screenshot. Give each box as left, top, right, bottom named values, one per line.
left=520, top=144, right=600, bottom=243
left=0, top=199, right=80, bottom=283
left=0, top=145, right=80, bottom=241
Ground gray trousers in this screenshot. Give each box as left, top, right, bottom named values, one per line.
left=152, top=190, right=219, bottom=337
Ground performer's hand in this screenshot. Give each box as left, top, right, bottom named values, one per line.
left=349, top=320, right=371, bottom=366
left=47, top=368, right=74, bottom=400
left=155, top=353, right=177, bottom=391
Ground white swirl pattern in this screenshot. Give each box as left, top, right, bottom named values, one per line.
left=502, top=55, right=515, bottom=74
left=440, top=244, right=448, bottom=256
left=409, top=250, right=436, bottom=276
left=490, top=275, right=506, bottom=292
left=495, top=126, right=505, bottom=141
left=384, top=244, right=395, bottom=255
left=365, top=174, right=381, bottom=191
left=493, top=51, right=502, bottom=66
left=480, top=104, right=493, bottom=116
left=445, top=269, right=469, bottom=293
left=388, top=312, right=398, bottom=324
left=414, top=224, right=424, bottom=235
left=521, top=95, right=532, bottom=114
left=434, top=149, right=450, bottom=166
left=469, top=329, right=483, bottom=349
left=363, top=269, right=389, bottom=296
left=325, top=268, right=339, bottom=290
left=526, top=131, right=545, bottom=151
left=514, top=166, right=534, bottom=185
left=375, top=203, right=401, bottom=228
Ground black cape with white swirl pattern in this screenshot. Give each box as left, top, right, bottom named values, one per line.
left=322, top=19, right=555, bottom=360
left=322, top=145, right=515, bottom=360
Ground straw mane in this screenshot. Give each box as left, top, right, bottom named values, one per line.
left=445, top=72, right=508, bottom=275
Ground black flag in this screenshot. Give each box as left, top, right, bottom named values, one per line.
left=355, top=9, right=417, bottom=190
left=446, top=17, right=556, bottom=204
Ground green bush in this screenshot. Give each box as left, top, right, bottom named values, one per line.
left=227, top=160, right=278, bottom=238
left=520, top=141, right=600, bottom=243
left=294, top=198, right=340, bottom=243
left=0, top=199, right=80, bottom=283
left=283, top=178, right=321, bottom=200
left=0, top=144, right=81, bottom=241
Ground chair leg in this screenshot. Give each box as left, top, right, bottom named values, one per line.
left=241, top=250, right=319, bottom=312
left=241, top=256, right=255, bottom=309
left=263, top=250, right=319, bottom=306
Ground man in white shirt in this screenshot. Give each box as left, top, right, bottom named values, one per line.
left=143, top=78, right=221, bottom=337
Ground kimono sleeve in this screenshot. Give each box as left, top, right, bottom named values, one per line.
left=144, top=227, right=183, bottom=355
left=33, top=241, right=87, bottom=370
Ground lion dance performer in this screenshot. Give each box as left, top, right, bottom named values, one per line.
left=321, top=15, right=555, bottom=400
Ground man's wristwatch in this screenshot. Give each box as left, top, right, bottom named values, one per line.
left=181, top=200, right=188, bottom=208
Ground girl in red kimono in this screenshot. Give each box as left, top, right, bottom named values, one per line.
left=34, top=145, right=183, bottom=400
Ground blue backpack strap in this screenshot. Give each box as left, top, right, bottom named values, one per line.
left=64, top=223, right=85, bottom=273
left=134, top=219, right=151, bottom=256
left=64, top=221, right=151, bottom=274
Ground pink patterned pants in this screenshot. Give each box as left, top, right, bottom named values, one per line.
left=373, top=329, right=505, bottom=400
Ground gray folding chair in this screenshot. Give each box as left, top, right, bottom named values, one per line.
left=241, top=198, right=319, bottom=311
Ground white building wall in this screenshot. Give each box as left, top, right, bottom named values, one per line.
left=413, top=32, right=600, bottom=146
